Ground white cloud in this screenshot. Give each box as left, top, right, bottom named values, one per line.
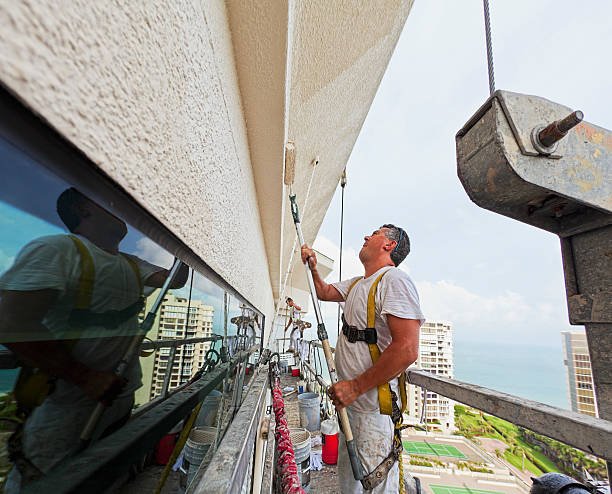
left=307, top=236, right=573, bottom=346
left=134, top=237, right=174, bottom=268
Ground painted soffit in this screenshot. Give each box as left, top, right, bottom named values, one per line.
left=228, top=0, right=414, bottom=303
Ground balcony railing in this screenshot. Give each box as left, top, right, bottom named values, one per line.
left=299, top=344, right=612, bottom=466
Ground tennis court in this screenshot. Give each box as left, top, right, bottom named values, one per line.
left=403, top=441, right=467, bottom=459
left=430, top=486, right=502, bottom=494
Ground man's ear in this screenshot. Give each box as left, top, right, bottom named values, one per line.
left=384, top=241, right=396, bottom=252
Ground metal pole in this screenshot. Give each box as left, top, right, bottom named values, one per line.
left=289, top=194, right=365, bottom=482
left=337, top=170, right=347, bottom=336
left=79, top=258, right=184, bottom=446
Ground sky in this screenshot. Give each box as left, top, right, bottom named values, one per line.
left=311, top=0, right=612, bottom=348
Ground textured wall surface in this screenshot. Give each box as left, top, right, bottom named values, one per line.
left=282, top=0, right=413, bottom=296
left=0, top=1, right=274, bottom=319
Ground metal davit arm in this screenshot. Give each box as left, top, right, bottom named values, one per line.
left=456, top=90, right=612, bottom=476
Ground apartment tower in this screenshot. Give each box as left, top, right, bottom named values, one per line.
left=407, top=321, right=455, bottom=433
left=562, top=330, right=598, bottom=417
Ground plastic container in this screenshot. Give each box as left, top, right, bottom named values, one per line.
left=298, top=392, right=321, bottom=432
left=297, top=380, right=305, bottom=394
left=195, top=389, right=222, bottom=427
left=183, top=427, right=216, bottom=486
left=321, top=418, right=339, bottom=465
left=290, top=427, right=311, bottom=493
left=154, top=433, right=177, bottom=465
left=291, top=367, right=300, bottom=377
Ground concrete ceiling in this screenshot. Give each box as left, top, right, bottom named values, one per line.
left=228, top=0, right=413, bottom=304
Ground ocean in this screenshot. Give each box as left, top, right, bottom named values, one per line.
left=453, top=338, right=568, bottom=409
left=303, top=327, right=569, bottom=410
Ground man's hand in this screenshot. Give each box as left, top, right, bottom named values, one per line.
left=300, top=244, right=317, bottom=270
left=328, top=379, right=361, bottom=410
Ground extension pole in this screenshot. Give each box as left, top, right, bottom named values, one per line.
left=78, top=258, right=185, bottom=448
left=289, top=194, right=365, bottom=482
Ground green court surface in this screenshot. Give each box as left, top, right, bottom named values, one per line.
left=430, top=486, right=502, bottom=494
left=403, top=441, right=467, bottom=459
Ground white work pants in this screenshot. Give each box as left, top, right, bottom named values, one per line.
left=338, top=407, right=399, bottom=493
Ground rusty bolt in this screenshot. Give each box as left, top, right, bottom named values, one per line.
left=531, top=111, right=584, bottom=155
left=538, top=111, right=584, bottom=147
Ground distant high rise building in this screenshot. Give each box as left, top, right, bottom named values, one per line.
left=136, top=293, right=215, bottom=405
left=562, top=330, right=598, bottom=417
left=407, top=321, right=454, bottom=433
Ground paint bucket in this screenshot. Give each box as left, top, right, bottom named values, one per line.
left=183, top=426, right=216, bottom=486
left=298, top=392, right=320, bottom=432
left=195, top=390, right=222, bottom=427
left=320, top=418, right=339, bottom=465
left=297, top=380, right=305, bottom=394
left=155, top=433, right=177, bottom=465
left=291, top=367, right=300, bottom=377
left=290, top=427, right=311, bottom=493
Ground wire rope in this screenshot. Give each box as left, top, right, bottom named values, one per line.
left=482, top=0, right=495, bottom=95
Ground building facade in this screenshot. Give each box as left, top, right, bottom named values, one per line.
left=140, top=293, right=215, bottom=403
left=407, top=321, right=455, bottom=433
left=562, top=330, right=598, bottom=417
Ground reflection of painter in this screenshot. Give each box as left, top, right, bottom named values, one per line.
left=0, top=188, right=187, bottom=490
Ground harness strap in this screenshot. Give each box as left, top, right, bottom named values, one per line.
left=68, top=235, right=95, bottom=310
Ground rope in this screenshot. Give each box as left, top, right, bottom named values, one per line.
left=482, top=0, right=495, bottom=95
left=271, top=369, right=306, bottom=494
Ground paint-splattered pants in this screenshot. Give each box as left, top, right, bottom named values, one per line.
left=338, top=407, right=399, bottom=493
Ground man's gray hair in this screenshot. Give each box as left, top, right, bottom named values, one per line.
left=380, top=224, right=410, bottom=266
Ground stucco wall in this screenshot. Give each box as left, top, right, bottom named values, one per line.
left=0, top=2, right=275, bottom=319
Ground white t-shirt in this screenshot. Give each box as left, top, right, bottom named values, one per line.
left=0, top=234, right=163, bottom=399
left=332, top=266, right=425, bottom=413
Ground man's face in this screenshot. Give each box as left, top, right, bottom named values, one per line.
left=359, top=228, right=393, bottom=263
left=82, top=199, right=128, bottom=241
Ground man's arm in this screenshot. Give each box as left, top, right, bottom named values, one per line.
left=144, top=262, right=189, bottom=289
left=300, top=245, right=344, bottom=302
left=328, top=314, right=420, bottom=410
left=0, top=290, right=125, bottom=402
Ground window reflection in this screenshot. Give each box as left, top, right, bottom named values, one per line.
left=0, top=178, right=186, bottom=490
left=0, top=132, right=261, bottom=490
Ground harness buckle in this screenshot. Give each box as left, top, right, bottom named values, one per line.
left=364, top=328, right=378, bottom=344
left=346, top=325, right=358, bottom=343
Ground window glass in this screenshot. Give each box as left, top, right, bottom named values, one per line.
left=0, top=132, right=259, bottom=489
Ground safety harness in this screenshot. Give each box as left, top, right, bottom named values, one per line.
left=9, top=235, right=143, bottom=482
left=342, top=269, right=408, bottom=493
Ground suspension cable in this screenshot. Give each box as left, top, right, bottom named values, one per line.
left=482, top=0, right=495, bottom=95
left=337, top=170, right=347, bottom=336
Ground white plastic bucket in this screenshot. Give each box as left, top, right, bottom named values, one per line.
left=298, top=392, right=320, bottom=432
left=183, top=426, right=216, bottom=486
left=195, top=390, right=222, bottom=427
left=290, top=427, right=311, bottom=493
